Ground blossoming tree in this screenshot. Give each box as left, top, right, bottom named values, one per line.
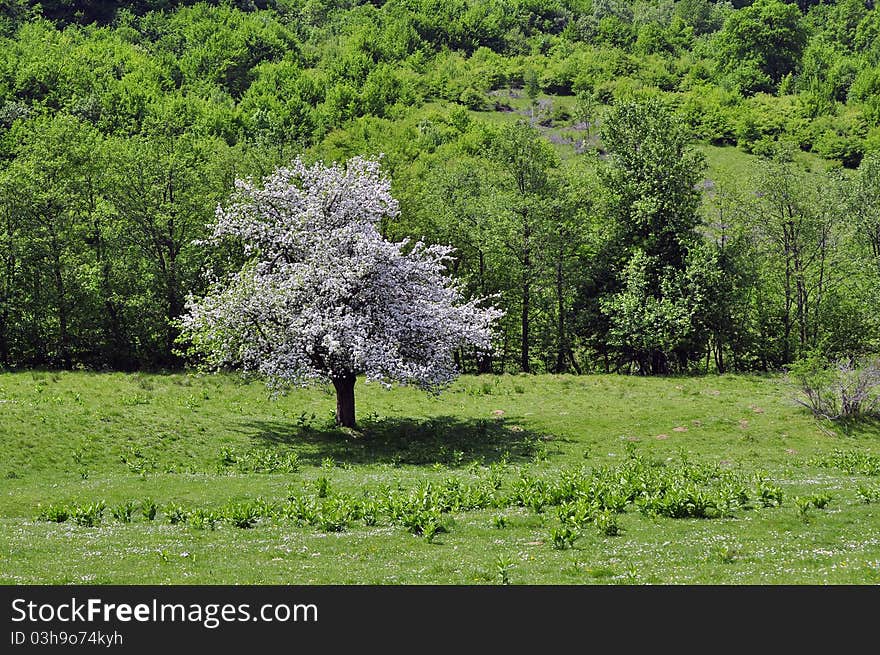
left=178, top=156, right=502, bottom=428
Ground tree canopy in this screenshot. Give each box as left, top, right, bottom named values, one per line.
left=178, top=156, right=502, bottom=426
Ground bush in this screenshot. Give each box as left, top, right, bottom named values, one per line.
left=789, top=354, right=880, bottom=420
left=459, top=87, right=485, bottom=111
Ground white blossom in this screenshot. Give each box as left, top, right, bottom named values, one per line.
left=179, top=156, right=503, bottom=393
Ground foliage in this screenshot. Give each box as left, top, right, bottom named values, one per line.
left=0, top=2, right=878, bottom=376
left=594, top=99, right=707, bottom=374
left=812, top=449, right=880, bottom=476
left=715, top=0, right=807, bottom=93
left=178, top=156, right=501, bottom=425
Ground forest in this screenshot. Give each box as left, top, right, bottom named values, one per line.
left=2, top=0, right=880, bottom=376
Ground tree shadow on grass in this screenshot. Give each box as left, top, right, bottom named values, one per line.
left=818, top=415, right=880, bottom=439
left=239, top=415, right=558, bottom=467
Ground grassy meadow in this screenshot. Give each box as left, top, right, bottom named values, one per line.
left=1, top=371, right=879, bottom=584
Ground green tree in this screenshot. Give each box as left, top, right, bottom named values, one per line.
left=594, top=99, right=706, bottom=373
left=716, top=0, right=807, bottom=94
left=489, top=121, right=558, bottom=373
left=846, top=153, right=880, bottom=278
left=107, top=103, right=234, bottom=365
left=0, top=115, right=106, bottom=367
left=749, top=155, right=846, bottom=364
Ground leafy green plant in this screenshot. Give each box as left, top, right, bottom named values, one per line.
left=188, top=508, right=217, bottom=530
left=71, top=501, right=105, bottom=527
left=594, top=509, right=620, bottom=537
left=551, top=525, right=578, bottom=550
left=111, top=501, right=135, bottom=523
left=494, top=554, right=514, bottom=585
left=712, top=544, right=740, bottom=564
left=38, top=504, right=70, bottom=523
left=511, top=474, right=547, bottom=512
left=283, top=494, right=317, bottom=526
left=165, top=503, right=188, bottom=525
left=486, top=463, right=506, bottom=490
left=813, top=450, right=880, bottom=476
left=755, top=476, right=784, bottom=507
left=314, top=476, right=331, bottom=498
left=794, top=495, right=813, bottom=519
left=220, top=447, right=301, bottom=473
left=252, top=496, right=278, bottom=519
left=557, top=500, right=594, bottom=529
left=492, top=514, right=507, bottom=529
left=219, top=447, right=236, bottom=467
left=316, top=499, right=349, bottom=533
left=400, top=506, right=446, bottom=541
left=141, top=498, right=158, bottom=521
left=856, top=484, right=880, bottom=503
left=808, top=492, right=832, bottom=509
left=360, top=500, right=380, bottom=526
left=226, top=503, right=258, bottom=529
left=421, top=516, right=444, bottom=543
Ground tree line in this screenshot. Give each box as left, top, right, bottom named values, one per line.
left=1, top=0, right=879, bottom=373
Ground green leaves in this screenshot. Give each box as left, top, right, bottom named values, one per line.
left=715, top=0, right=807, bottom=93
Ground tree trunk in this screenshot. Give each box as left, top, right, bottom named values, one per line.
left=332, top=372, right=357, bottom=428
left=521, top=279, right=530, bottom=373
left=50, top=231, right=70, bottom=370
left=783, top=230, right=793, bottom=366
left=555, top=256, right=566, bottom=373
left=521, top=209, right=531, bottom=373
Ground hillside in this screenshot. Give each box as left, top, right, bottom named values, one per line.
left=1, top=0, right=880, bottom=377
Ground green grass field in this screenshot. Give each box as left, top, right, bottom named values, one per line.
left=2, top=371, right=879, bottom=584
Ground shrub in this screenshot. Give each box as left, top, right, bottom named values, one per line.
left=459, top=87, right=485, bottom=111
left=789, top=354, right=880, bottom=420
